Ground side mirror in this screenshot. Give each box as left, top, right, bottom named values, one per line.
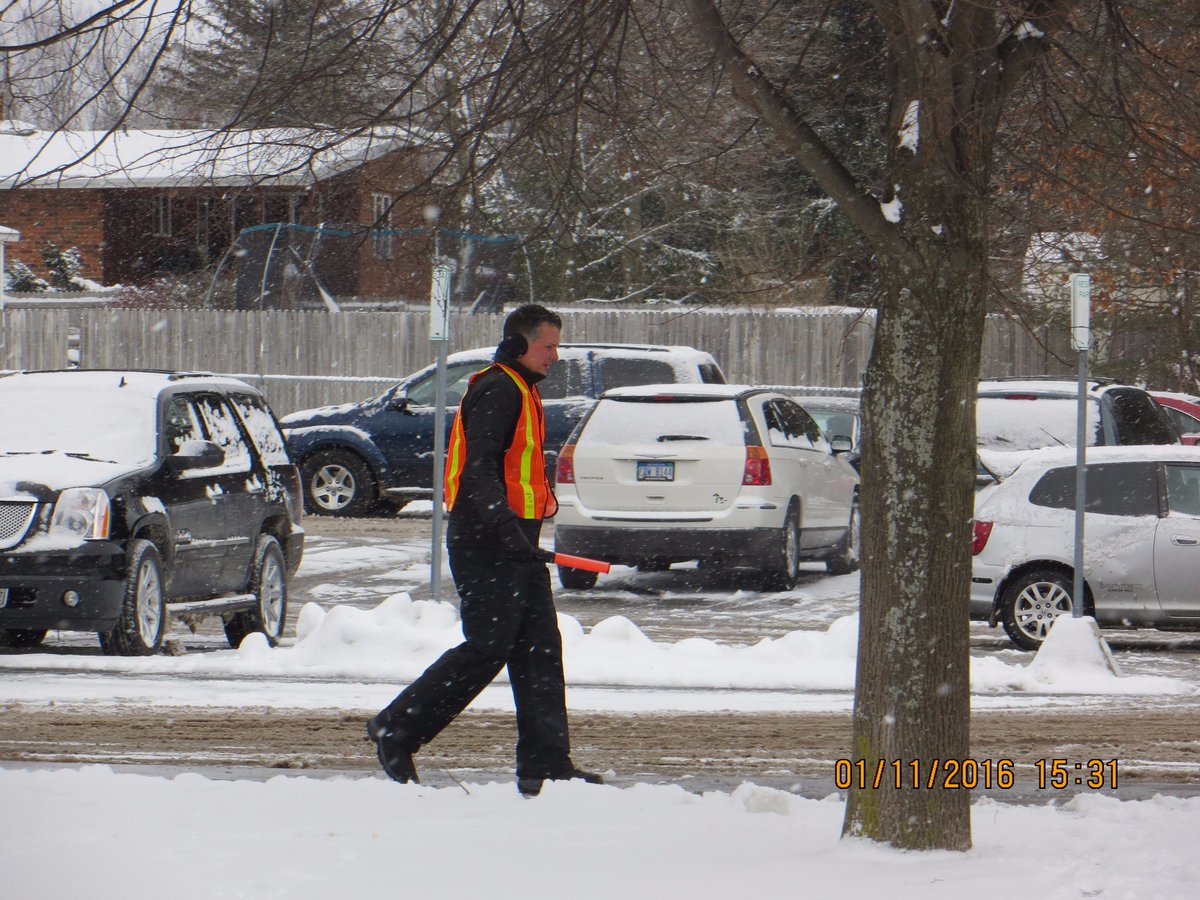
left=170, top=439, right=225, bottom=471
left=830, top=436, right=854, bottom=454
left=387, top=389, right=411, bottom=412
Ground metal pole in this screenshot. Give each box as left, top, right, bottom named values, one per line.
left=430, top=340, right=447, bottom=603
left=428, top=240, right=451, bottom=603
left=1072, top=348, right=1087, bottom=616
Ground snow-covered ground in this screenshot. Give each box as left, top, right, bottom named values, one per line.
left=4, top=526, right=1199, bottom=899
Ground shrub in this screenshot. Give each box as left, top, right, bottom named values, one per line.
left=40, top=242, right=84, bottom=292
left=4, top=259, right=48, bottom=293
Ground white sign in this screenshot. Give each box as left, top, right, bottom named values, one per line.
left=1070, top=273, right=1091, bottom=351
left=429, top=264, right=451, bottom=341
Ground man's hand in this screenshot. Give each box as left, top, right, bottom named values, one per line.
left=499, top=521, right=554, bottom=564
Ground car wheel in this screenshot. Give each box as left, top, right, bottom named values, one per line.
left=558, top=564, right=599, bottom=590
left=1000, top=569, right=1075, bottom=650
left=761, top=503, right=801, bottom=591
left=0, top=628, right=47, bottom=649
left=302, top=449, right=377, bottom=516
left=826, top=499, right=861, bottom=575
left=102, top=539, right=165, bottom=656
left=224, top=535, right=288, bottom=648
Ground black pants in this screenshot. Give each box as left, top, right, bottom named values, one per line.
left=374, top=545, right=571, bottom=778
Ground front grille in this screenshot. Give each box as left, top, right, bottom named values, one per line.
left=0, top=501, right=38, bottom=550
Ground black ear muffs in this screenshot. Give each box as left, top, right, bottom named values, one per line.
left=497, top=334, right=528, bottom=358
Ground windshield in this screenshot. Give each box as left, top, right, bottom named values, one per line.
left=0, top=373, right=159, bottom=465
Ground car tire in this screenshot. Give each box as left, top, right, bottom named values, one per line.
left=761, top=502, right=801, bottom=591
left=101, top=539, right=166, bottom=656
left=825, top=499, right=861, bottom=575
left=0, top=628, right=47, bottom=649
left=558, top=564, right=599, bottom=590
left=1000, top=569, right=1076, bottom=650
left=224, top=535, right=288, bottom=649
left=301, top=449, right=377, bottom=516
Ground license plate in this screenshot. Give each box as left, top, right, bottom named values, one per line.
left=637, top=460, right=675, bottom=482
left=0, top=588, right=8, bottom=609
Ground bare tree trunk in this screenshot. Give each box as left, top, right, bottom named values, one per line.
left=843, top=259, right=985, bottom=850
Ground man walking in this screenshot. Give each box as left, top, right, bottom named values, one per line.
left=368, top=304, right=603, bottom=796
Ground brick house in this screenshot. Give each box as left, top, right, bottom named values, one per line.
left=0, top=119, right=442, bottom=304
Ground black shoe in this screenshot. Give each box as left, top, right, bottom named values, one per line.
left=517, top=766, right=604, bottom=797
left=366, top=718, right=419, bottom=784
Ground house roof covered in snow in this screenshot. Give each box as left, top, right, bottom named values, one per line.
left=0, top=119, right=417, bottom=190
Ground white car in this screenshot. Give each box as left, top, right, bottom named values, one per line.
left=553, top=384, right=860, bottom=589
left=971, top=445, right=1200, bottom=649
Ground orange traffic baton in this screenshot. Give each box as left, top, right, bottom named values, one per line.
left=552, top=553, right=611, bottom=574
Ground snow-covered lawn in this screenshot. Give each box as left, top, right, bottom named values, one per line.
left=4, top=764, right=1197, bottom=900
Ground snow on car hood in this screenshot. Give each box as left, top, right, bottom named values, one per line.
left=0, top=452, right=143, bottom=497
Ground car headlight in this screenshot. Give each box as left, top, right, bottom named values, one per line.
left=50, top=488, right=112, bottom=540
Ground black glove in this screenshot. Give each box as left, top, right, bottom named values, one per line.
left=498, top=521, right=554, bottom=563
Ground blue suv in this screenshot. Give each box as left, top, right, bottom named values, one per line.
left=281, top=344, right=726, bottom=515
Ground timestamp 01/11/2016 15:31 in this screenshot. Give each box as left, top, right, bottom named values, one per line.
left=834, top=758, right=1119, bottom=791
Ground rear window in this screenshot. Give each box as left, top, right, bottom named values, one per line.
left=596, top=358, right=678, bottom=391
left=1106, top=389, right=1179, bottom=445
left=580, top=396, right=747, bottom=447
left=977, top=396, right=1099, bottom=450
left=537, top=359, right=587, bottom=400
left=1028, top=462, right=1160, bottom=517
left=1162, top=406, right=1200, bottom=436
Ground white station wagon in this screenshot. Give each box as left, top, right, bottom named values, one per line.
left=971, top=445, right=1200, bottom=649
left=553, top=384, right=860, bottom=589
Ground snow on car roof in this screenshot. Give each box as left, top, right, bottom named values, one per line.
left=979, top=444, right=1200, bottom=481
left=601, top=383, right=757, bottom=399
left=0, top=370, right=259, bottom=492
left=977, top=379, right=1133, bottom=396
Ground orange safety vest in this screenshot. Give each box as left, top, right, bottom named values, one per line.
left=443, top=363, right=556, bottom=519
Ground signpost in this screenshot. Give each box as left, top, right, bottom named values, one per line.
left=429, top=263, right=452, bottom=602
left=1070, top=273, right=1091, bottom=617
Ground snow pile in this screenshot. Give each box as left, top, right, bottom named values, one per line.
left=1, top=593, right=1186, bottom=700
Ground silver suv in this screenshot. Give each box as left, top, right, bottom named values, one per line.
left=977, top=378, right=1179, bottom=453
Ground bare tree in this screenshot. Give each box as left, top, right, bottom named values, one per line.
left=5, top=0, right=1198, bottom=852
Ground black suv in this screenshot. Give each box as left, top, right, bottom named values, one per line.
left=282, top=343, right=727, bottom=515
left=0, top=370, right=304, bottom=655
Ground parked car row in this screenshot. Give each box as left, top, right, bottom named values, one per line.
left=3, top=352, right=1197, bottom=656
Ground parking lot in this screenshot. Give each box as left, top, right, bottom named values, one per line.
left=3, top=510, right=1200, bottom=796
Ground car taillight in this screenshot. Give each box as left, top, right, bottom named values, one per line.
left=743, top=446, right=771, bottom=485
left=556, top=444, right=576, bottom=484
left=971, top=520, right=993, bottom=555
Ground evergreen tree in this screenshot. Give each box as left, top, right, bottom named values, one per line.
left=156, top=0, right=399, bottom=128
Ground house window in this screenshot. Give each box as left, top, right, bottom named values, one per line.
left=153, top=194, right=173, bottom=237
left=371, top=192, right=394, bottom=259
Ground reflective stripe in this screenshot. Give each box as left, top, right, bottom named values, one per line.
left=443, top=363, right=551, bottom=519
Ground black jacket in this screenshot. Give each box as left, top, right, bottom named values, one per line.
left=445, top=350, right=548, bottom=551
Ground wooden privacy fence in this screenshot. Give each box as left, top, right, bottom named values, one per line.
left=1, top=307, right=1067, bottom=417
